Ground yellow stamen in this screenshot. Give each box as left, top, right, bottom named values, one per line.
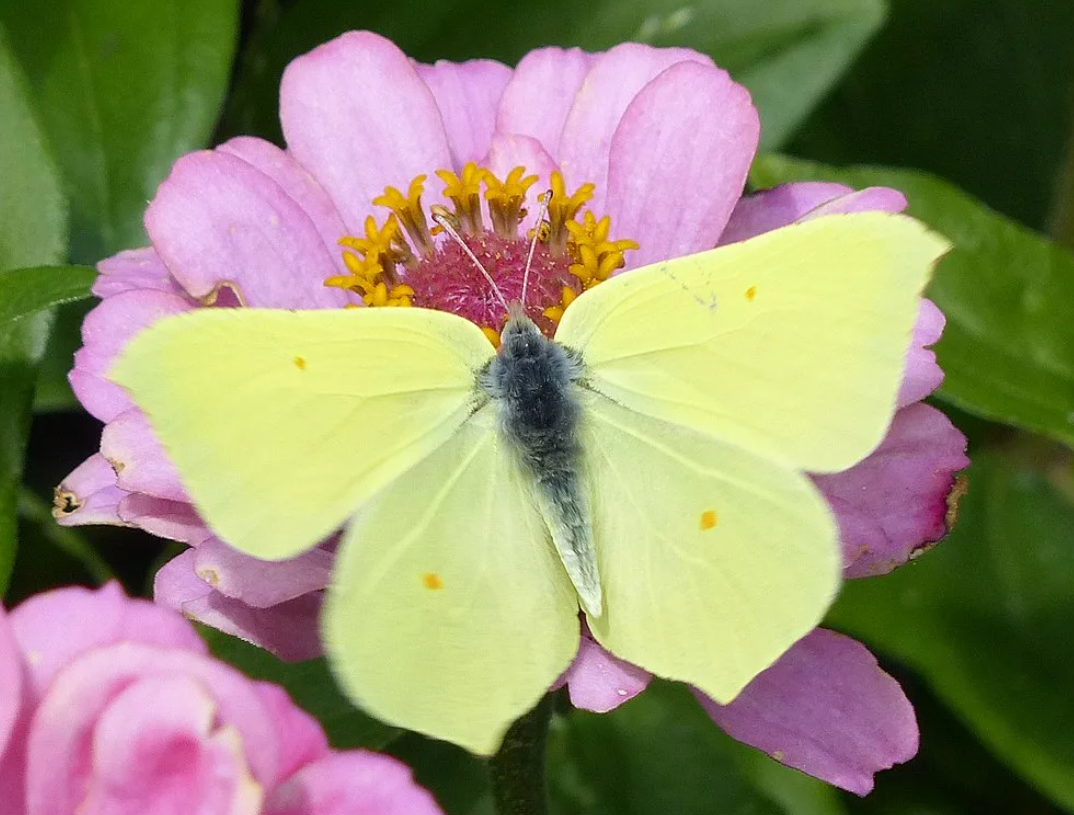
left=484, top=166, right=538, bottom=238
left=373, top=176, right=434, bottom=256
left=547, top=171, right=594, bottom=255
left=437, top=162, right=487, bottom=235
left=480, top=326, right=502, bottom=347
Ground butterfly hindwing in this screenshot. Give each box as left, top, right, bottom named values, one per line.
left=556, top=212, right=950, bottom=473
left=110, top=307, right=495, bottom=559
left=581, top=395, right=840, bottom=703
left=324, top=405, right=580, bottom=755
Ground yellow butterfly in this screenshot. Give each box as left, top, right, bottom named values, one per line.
left=111, top=212, right=948, bottom=755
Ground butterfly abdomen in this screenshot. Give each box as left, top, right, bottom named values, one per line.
left=480, top=312, right=603, bottom=616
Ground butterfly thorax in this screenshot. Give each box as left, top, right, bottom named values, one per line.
left=479, top=309, right=602, bottom=616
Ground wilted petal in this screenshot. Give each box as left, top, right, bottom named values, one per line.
left=117, top=494, right=213, bottom=545
left=76, top=676, right=263, bottom=815
left=899, top=299, right=946, bottom=407
left=815, top=403, right=969, bottom=578
left=496, top=47, right=592, bottom=155
left=145, top=150, right=346, bottom=309
left=698, top=629, right=917, bottom=795
left=100, top=408, right=188, bottom=502
left=155, top=552, right=324, bottom=662
left=193, top=538, right=333, bottom=608
left=416, top=59, right=512, bottom=167
left=219, top=136, right=351, bottom=277
left=607, top=60, right=758, bottom=268
left=563, top=636, right=651, bottom=713
left=69, top=289, right=193, bottom=422
left=265, top=752, right=444, bottom=815
left=280, top=31, right=452, bottom=232
left=25, top=644, right=284, bottom=814
left=53, top=453, right=128, bottom=528
left=557, top=43, right=712, bottom=213
left=719, top=182, right=906, bottom=245
left=92, top=247, right=184, bottom=299
left=9, top=583, right=206, bottom=697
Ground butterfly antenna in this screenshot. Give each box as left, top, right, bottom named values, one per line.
left=431, top=205, right=510, bottom=313
left=521, top=189, right=552, bottom=308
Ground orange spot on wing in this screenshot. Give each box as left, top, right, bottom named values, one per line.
left=293, top=356, right=307, bottom=370
left=699, top=510, right=718, bottom=530
left=745, top=286, right=757, bottom=302
left=422, top=572, right=444, bottom=590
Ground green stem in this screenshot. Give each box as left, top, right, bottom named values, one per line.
left=489, top=695, right=554, bottom=815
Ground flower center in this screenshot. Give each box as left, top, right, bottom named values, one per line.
left=324, top=162, right=638, bottom=344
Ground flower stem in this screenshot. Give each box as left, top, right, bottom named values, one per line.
left=489, top=695, right=554, bottom=815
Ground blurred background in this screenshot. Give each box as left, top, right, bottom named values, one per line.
left=1, top=1, right=1073, bottom=812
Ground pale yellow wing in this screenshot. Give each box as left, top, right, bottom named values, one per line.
left=556, top=213, right=949, bottom=473
left=324, top=405, right=580, bottom=755
left=582, top=395, right=840, bottom=703
left=110, top=307, right=494, bottom=559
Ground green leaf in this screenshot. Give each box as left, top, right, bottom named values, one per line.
left=223, top=0, right=885, bottom=151
left=790, top=0, right=1074, bottom=231
left=750, top=154, right=1074, bottom=448
left=548, top=682, right=784, bottom=815
left=0, top=0, right=240, bottom=262
left=826, top=452, right=1074, bottom=810
left=0, top=265, right=96, bottom=324
left=0, top=21, right=68, bottom=595
left=200, top=627, right=401, bottom=751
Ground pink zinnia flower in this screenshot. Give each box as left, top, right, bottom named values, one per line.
left=0, top=583, right=442, bottom=814
left=55, top=31, right=968, bottom=794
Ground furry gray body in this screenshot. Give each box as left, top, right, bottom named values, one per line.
left=479, top=311, right=603, bottom=616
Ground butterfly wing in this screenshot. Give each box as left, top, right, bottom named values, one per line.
left=110, top=307, right=495, bottom=559
left=582, top=395, right=838, bottom=703
left=324, top=404, right=580, bottom=755
left=555, top=212, right=950, bottom=473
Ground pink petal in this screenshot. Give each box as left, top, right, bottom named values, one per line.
left=254, top=683, right=329, bottom=781
left=265, top=751, right=444, bottom=815
left=415, top=59, right=512, bottom=167
left=92, top=247, right=184, bottom=299
left=69, top=289, right=193, bottom=422
left=280, top=31, right=452, bottom=233
left=219, top=136, right=351, bottom=278
left=100, top=408, right=189, bottom=502
left=25, top=643, right=283, bottom=814
left=193, top=538, right=334, bottom=609
left=9, top=583, right=206, bottom=699
left=719, top=182, right=907, bottom=245
left=802, top=187, right=908, bottom=220
left=145, top=150, right=346, bottom=309
left=155, top=552, right=325, bottom=662
left=815, top=403, right=969, bottom=578
left=606, top=60, right=759, bottom=269
left=76, top=675, right=263, bottom=815
left=697, top=629, right=917, bottom=796
left=53, top=453, right=129, bottom=528
left=899, top=299, right=946, bottom=407
left=557, top=44, right=712, bottom=214
left=116, top=494, right=213, bottom=545
left=495, top=47, right=593, bottom=155
left=0, top=607, right=25, bottom=763
left=563, top=636, right=651, bottom=713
